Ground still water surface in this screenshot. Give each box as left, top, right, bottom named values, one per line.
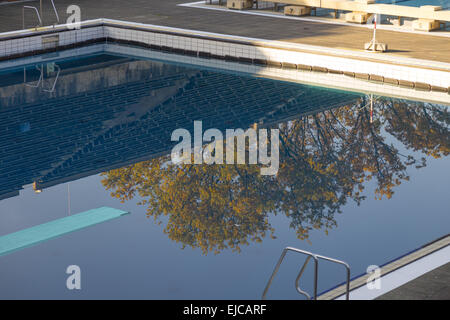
left=0, top=51, right=448, bottom=299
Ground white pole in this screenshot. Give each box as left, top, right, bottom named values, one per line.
left=372, top=14, right=377, bottom=51
left=370, top=94, right=373, bottom=123
left=68, top=183, right=71, bottom=216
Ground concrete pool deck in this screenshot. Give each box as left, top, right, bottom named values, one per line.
left=0, top=0, right=449, bottom=64
left=377, top=262, right=450, bottom=300
left=1, top=0, right=449, bottom=94
left=319, top=234, right=450, bottom=300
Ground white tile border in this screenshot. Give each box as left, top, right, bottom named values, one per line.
left=318, top=235, right=450, bottom=300
left=104, top=43, right=450, bottom=106
left=0, top=44, right=106, bottom=71
left=337, top=244, right=450, bottom=300
left=0, top=18, right=449, bottom=89
left=103, top=22, right=450, bottom=88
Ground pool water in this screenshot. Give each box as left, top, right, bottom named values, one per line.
left=0, top=49, right=449, bottom=299
left=378, top=0, right=449, bottom=8
left=310, top=0, right=450, bottom=8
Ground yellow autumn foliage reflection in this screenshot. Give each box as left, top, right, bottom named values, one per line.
left=101, top=98, right=449, bottom=254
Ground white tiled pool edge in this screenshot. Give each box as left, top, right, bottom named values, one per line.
left=319, top=235, right=450, bottom=300
left=2, top=41, right=448, bottom=106
left=105, top=43, right=450, bottom=105
left=337, top=245, right=450, bottom=300
left=1, top=18, right=449, bottom=89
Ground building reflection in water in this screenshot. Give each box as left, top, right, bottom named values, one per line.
left=0, top=55, right=448, bottom=254
left=101, top=99, right=449, bottom=254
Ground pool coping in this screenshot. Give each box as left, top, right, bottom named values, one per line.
left=2, top=41, right=449, bottom=106
left=0, top=18, right=449, bottom=93
left=318, top=234, right=450, bottom=300
left=103, top=43, right=450, bottom=106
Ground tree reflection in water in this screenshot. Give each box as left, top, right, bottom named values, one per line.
left=101, top=98, right=449, bottom=254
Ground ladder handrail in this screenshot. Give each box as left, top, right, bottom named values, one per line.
left=314, top=253, right=351, bottom=300
left=294, top=255, right=314, bottom=299
left=50, top=0, right=60, bottom=25
left=23, top=6, right=43, bottom=30
left=23, top=1, right=59, bottom=29
left=262, top=247, right=350, bottom=300
left=24, top=64, right=61, bottom=93
left=24, top=65, right=44, bottom=88
left=43, top=64, right=61, bottom=93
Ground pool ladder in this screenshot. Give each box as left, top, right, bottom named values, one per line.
left=24, top=63, right=61, bottom=93
left=262, top=247, right=351, bottom=300
left=22, top=0, right=60, bottom=30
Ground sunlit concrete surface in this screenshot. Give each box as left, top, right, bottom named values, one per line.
left=0, top=0, right=449, bottom=63
left=377, top=262, right=450, bottom=300
left=182, top=1, right=450, bottom=36
left=320, top=235, right=450, bottom=300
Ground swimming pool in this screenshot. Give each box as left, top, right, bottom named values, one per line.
left=378, top=0, right=449, bottom=9
left=0, top=45, right=448, bottom=299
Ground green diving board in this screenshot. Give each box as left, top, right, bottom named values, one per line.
left=0, top=207, right=129, bottom=257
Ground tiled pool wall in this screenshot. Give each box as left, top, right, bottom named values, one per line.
left=0, top=22, right=105, bottom=59
left=105, top=44, right=450, bottom=105
left=1, top=19, right=450, bottom=92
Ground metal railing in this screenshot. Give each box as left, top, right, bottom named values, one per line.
left=262, top=247, right=350, bottom=300
left=22, top=6, right=42, bottom=30
left=23, top=1, right=59, bottom=30
left=24, top=63, right=61, bottom=93
left=50, top=0, right=60, bottom=26
left=43, top=64, right=61, bottom=93
left=24, top=65, right=43, bottom=88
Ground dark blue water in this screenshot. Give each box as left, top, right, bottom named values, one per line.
left=0, top=50, right=449, bottom=299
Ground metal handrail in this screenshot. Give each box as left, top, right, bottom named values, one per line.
left=24, top=64, right=60, bottom=93
left=294, top=255, right=314, bottom=299
left=23, top=6, right=42, bottom=30
left=24, top=65, right=44, bottom=88
left=315, top=254, right=351, bottom=300
left=50, top=0, right=60, bottom=26
left=43, top=64, right=61, bottom=92
left=262, top=247, right=350, bottom=300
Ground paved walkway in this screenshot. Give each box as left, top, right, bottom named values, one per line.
left=377, top=262, right=450, bottom=300
left=0, top=0, right=449, bottom=63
